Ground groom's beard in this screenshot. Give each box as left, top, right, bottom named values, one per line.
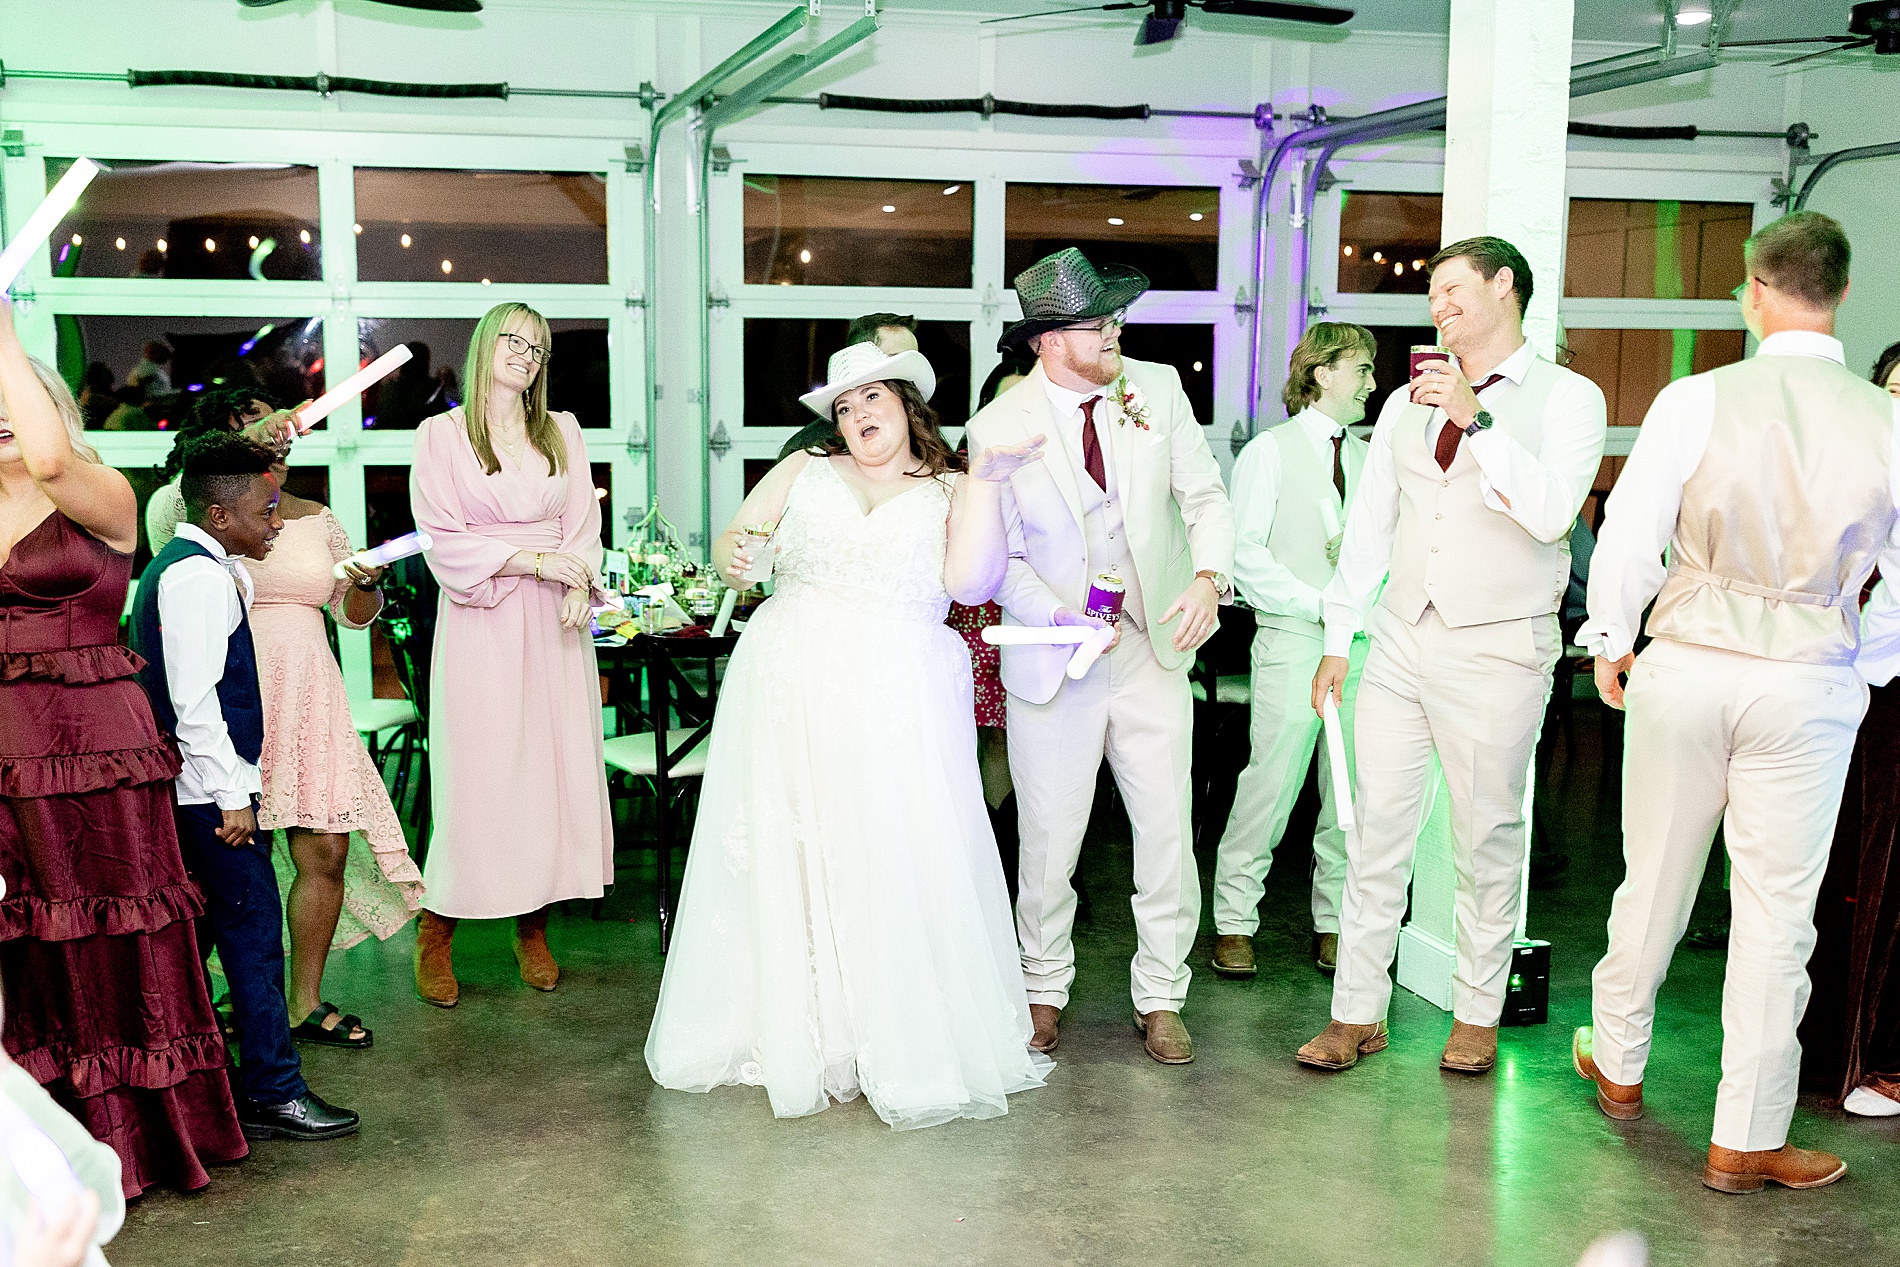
left=1063, top=343, right=1122, bottom=387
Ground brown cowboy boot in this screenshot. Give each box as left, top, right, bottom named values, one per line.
left=1704, top=1143, right=1847, bottom=1194
left=1440, top=1020, right=1499, bottom=1074
left=1134, top=1010, right=1194, bottom=1064
left=1028, top=1004, right=1061, bottom=1054
left=1212, top=934, right=1256, bottom=978
left=513, top=907, right=560, bottom=992
left=1296, top=1019, right=1388, bottom=1071
left=414, top=910, right=459, bottom=1008
left=1571, top=1027, right=1643, bottom=1120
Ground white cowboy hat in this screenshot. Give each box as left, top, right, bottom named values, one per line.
left=797, top=341, right=936, bottom=420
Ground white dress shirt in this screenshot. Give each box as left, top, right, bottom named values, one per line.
left=1579, top=330, right=1900, bottom=682
left=1232, top=406, right=1347, bottom=624
left=1321, top=339, right=1607, bottom=657
left=160, top=523, right=264, bottom=810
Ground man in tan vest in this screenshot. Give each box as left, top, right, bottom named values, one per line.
left=1574, top=212, right=1900, bottom=1193
left=1298, top=236, right=1607, bottom=1076
left=1211, top=323, right=1374, bottom=980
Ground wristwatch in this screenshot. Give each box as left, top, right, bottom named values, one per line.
left=1460, top=409, right=1495, bottom=438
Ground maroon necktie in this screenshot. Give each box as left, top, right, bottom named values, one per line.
left=1331, top=432, right=1346, bottom=499
left=1433, top=373, right=1507, bottom=471
left=1079, top=395, right=1106, bottom=491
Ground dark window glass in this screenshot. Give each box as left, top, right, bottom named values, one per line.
left=1564, top=200, right=1753, bottom=299
left=56, top=314, right=323, bottom=431
left=744, top=458, right=777, bottom=496
left=1006, top=184, right=1219, bottom=293
left=353, top=169, right=607, bottom=285
left=49, top=159, right=321, bottom=281
left=365, top=465, right=416, bottom=547
left=1116, top=324, right=1214, bottom=425
left=355, top=317, right=609, bottom=429
left=742, top=319, right=971, bottom=428
left=744, top=175, right=973, bottom=288
left=1563, top=327, right=1746, bottom=426
left=590, top=463, right=613, bottom=546
left=1337, top=193, right=1440, bottom=295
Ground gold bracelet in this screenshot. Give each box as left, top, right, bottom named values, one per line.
left=534, top=552, right=545, bottom=581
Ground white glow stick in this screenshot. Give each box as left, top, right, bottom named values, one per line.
left=0, top=158, right=102, bottom=293
left=709, top=587, right=739, bottom=637
left=331, top=530, right=433, bottom=579
left=296, top=344, right=414, bottom=433
left=1065, top=625, right=1117, bottom=680
left=981, top=625, right=1097, bottom=646
left=1321, top=693, right=1355, bottom=831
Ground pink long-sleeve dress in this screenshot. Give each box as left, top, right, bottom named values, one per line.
left=409, top=409, right=612, bottom=919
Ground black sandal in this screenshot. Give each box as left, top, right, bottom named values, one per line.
left=290, top=1002, right=374, bottom=1049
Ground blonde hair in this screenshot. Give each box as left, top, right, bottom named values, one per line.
left=12, top=355, right=101, bottom=463
left=461, top=303, right=565, bottom=476
left=1282, top=322, right=1377, bottom=415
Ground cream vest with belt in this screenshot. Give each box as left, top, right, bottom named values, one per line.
left=1646, top=354, right=1895, bottom=666
left=1257, top=413, right=1363, bottom=640
left=1381, top=358, right=1573, bottom=628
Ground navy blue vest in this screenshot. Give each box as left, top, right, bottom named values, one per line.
left=130, top=535, right=265, bottom=765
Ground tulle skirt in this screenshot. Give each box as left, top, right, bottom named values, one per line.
left=644, top=584, right=1049, bottom=1130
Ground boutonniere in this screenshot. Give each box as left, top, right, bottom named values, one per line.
left=1112, top=375, right=1151, bottom=430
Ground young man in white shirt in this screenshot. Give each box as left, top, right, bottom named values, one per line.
left=1300, top=236, right=1607, bottom=1076
left=1575, top=212, right=1900, bottom=1193
left=130, top=431, right=359, bottom=1143
left=1211, top=323, right=1375, bottom=979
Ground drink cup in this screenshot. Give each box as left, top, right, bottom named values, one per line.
left=1084, top=572, right=1125, bottom=624
left=1410, top=344, right=1457, bottom=380
left=737, top=525, right=776, bottom=585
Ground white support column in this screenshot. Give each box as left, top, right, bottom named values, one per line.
left=1396, top=0, right=1574, bottom=1012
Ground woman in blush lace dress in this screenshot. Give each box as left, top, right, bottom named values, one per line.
left=645, top=342, right=1051, bottom=1130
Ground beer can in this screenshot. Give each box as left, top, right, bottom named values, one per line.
left=1084, top=571, right=1125, bottom=623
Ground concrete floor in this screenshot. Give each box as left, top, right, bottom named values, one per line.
left=111, top=714, right=1900, bottom=1266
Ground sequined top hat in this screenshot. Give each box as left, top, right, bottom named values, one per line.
left=797, top=341, right=937, bottom=419
left=998, top=247, right=1149, bottom=351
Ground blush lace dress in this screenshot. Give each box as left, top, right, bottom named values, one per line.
left=645, top=457, right=1049, bottom=1130
left=249, top=509, right=422, bottom=945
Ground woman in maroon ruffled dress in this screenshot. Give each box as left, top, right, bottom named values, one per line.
left=0, top=298, right=247, bottom=1195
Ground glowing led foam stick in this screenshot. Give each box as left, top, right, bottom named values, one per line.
left=0, top=158, right=103, bottom=293
left=1321, top=693, right=1355, bottom=831
left=1064, top=625, right=1117, bottom=680
left=296, top=344, right=414, bottom=434
left=980, top=625, right=1098, bottom=647
left=709, top=586, right=739, bottom=637
left=330, top=530, right=433, bottom=580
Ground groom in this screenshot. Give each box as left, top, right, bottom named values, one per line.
left=966, top=248, right=1236, bottom=1064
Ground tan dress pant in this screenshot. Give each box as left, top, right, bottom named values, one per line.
left=1007, top=627, right=1199, bottom=1014
left=1332, top=605, right=1559, bottom=1027
left=1591, top=637, right=1867, bottom=1152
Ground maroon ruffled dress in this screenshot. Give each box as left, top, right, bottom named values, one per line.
left=0, top=510, right=247, bottom=1197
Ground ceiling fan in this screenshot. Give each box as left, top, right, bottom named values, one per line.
left=982, top=0, right=1353, bottom=47
left=238, top=0, right=483, bottom=11
left=1719, top=1, right=1900, bottom=67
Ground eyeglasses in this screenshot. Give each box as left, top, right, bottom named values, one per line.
left=499, top=332, right=552, bottom=365
left=1731, top=277, right=1755, bottom=302
left=1060, top=308, right=1127, bottom=336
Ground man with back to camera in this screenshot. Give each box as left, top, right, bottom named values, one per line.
left=1210, top=322, right=1376, bottom=980
left=1575, top=212, right=1900, bottom=1193
left=779, top=313, right=921, bottom=460
left=1299, top=236, right=1607, bottom=1076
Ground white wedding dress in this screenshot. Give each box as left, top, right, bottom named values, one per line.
left=645, top=457, right=1050, bottom=1130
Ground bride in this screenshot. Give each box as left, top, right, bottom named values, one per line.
left=645, top=342, right=1056, bottom=1129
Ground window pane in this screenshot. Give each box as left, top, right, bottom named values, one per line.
left=57, top=314, right=323, bottom=431
left=1116, top=324, right=1214, bottom=424
left=49, top=159, right=321, bottom=281
left=355, top=317, right=610, bottom=429
left=1564, top=200, right=1752, bottom=299
left=743, top=175, right=974, bottom=288
left=353, top=169, right=607, bottom=285
left=1562, top=327, right=1746, bottom=426
left=1006, top=184, right=1219, bottom=292
left=1337, top=193, right=1440, bottom=295
left=743, top=319, right=971, bottom=428
left=365, top=465, right=417, bottom=546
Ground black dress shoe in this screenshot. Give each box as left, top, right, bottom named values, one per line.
left=239, top=1091, right=361, bottom=1141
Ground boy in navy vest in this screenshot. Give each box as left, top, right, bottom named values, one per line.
left=130, top=431, right=358, bottom=1142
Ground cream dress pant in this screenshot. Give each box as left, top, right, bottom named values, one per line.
left=1212, top=627, right=1365, bottom=937
left=1332, top=605, right=1558, bottom=1028
left=1590, top=637, right=1867, bottom=1152
left=1007, top=626, right=1199, bottom=1015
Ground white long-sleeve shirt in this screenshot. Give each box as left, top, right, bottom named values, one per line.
left=1231, top=406, right=1348, bottom=624
left=1321, top=339, right=1608, bottom=658
left=159, top=523, right=264, bottom=810
left=1578, top=329, right=1900, bottom=684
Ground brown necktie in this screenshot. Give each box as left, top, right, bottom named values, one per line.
left=1331, top=432, right=1346, bottom=500
left=1079, top=395, right=1106, bottom=491
left=1433, top=373, right=1507, bottom=471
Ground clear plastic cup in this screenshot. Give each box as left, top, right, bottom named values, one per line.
left=737, top=528, right=776, bottom=585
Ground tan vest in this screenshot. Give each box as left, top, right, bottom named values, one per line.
left=1381, top=358, right=1575, bottom=629
left=1255, top=412, right=1363, bottom=640
left=1646, top=354, right=1895, bottom=666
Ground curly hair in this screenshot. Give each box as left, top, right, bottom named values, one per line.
left=1283, top=322, right=1377, bottom=415
left=160, top=384, right=279, bottom=481
left=809, top=379, right=963, bottom=478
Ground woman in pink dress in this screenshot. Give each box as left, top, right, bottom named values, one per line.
left=248, top=461, right=424, bottom=1046
left=407, top=302, right=611, bottom=1007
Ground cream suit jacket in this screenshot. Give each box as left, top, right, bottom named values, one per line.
left=965, top=357, right=1237, bottom=704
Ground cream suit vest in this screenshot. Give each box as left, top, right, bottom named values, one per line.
left=1258, top=413, right=1363, bottom=640
left=1381, top=357, right=1575, bottom=628
left=1646, top=354, right=1895, bottom=666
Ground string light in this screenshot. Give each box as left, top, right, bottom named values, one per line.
left=400, top=233, right=412, bottom=248
left=441, top=259, right=453, bottom=274
left=1192, top=360, right=1203, bottom=372
left=880, top=205, right=896, bottom=213
left=70, top=234, right=82, bottom=246
left=299, top=229, right=311, bottom=244
left=204, top=237, right=217, bottom=252
left=114, top=237, right=126, bottom=250
left=1392, top=262, right=1404, bottom=276
left=1342, top=245, right=1354, bottom=257
left=1189, top=212, right=1204, bottom=222
left=799, top=249, right=812, bottom=263
left=1107, top=217, right=1125, bottom=226
left=481, top=278, right=491, bottom=286
left=249, top=235, right=260, bottom=249
left=156, top=238, right=168, bottom=252
left=353, top=223, right=363, bottom=234
left=942, top=184, right=960, bottom=196
left=1372, top=251, right=1384, bottom=263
